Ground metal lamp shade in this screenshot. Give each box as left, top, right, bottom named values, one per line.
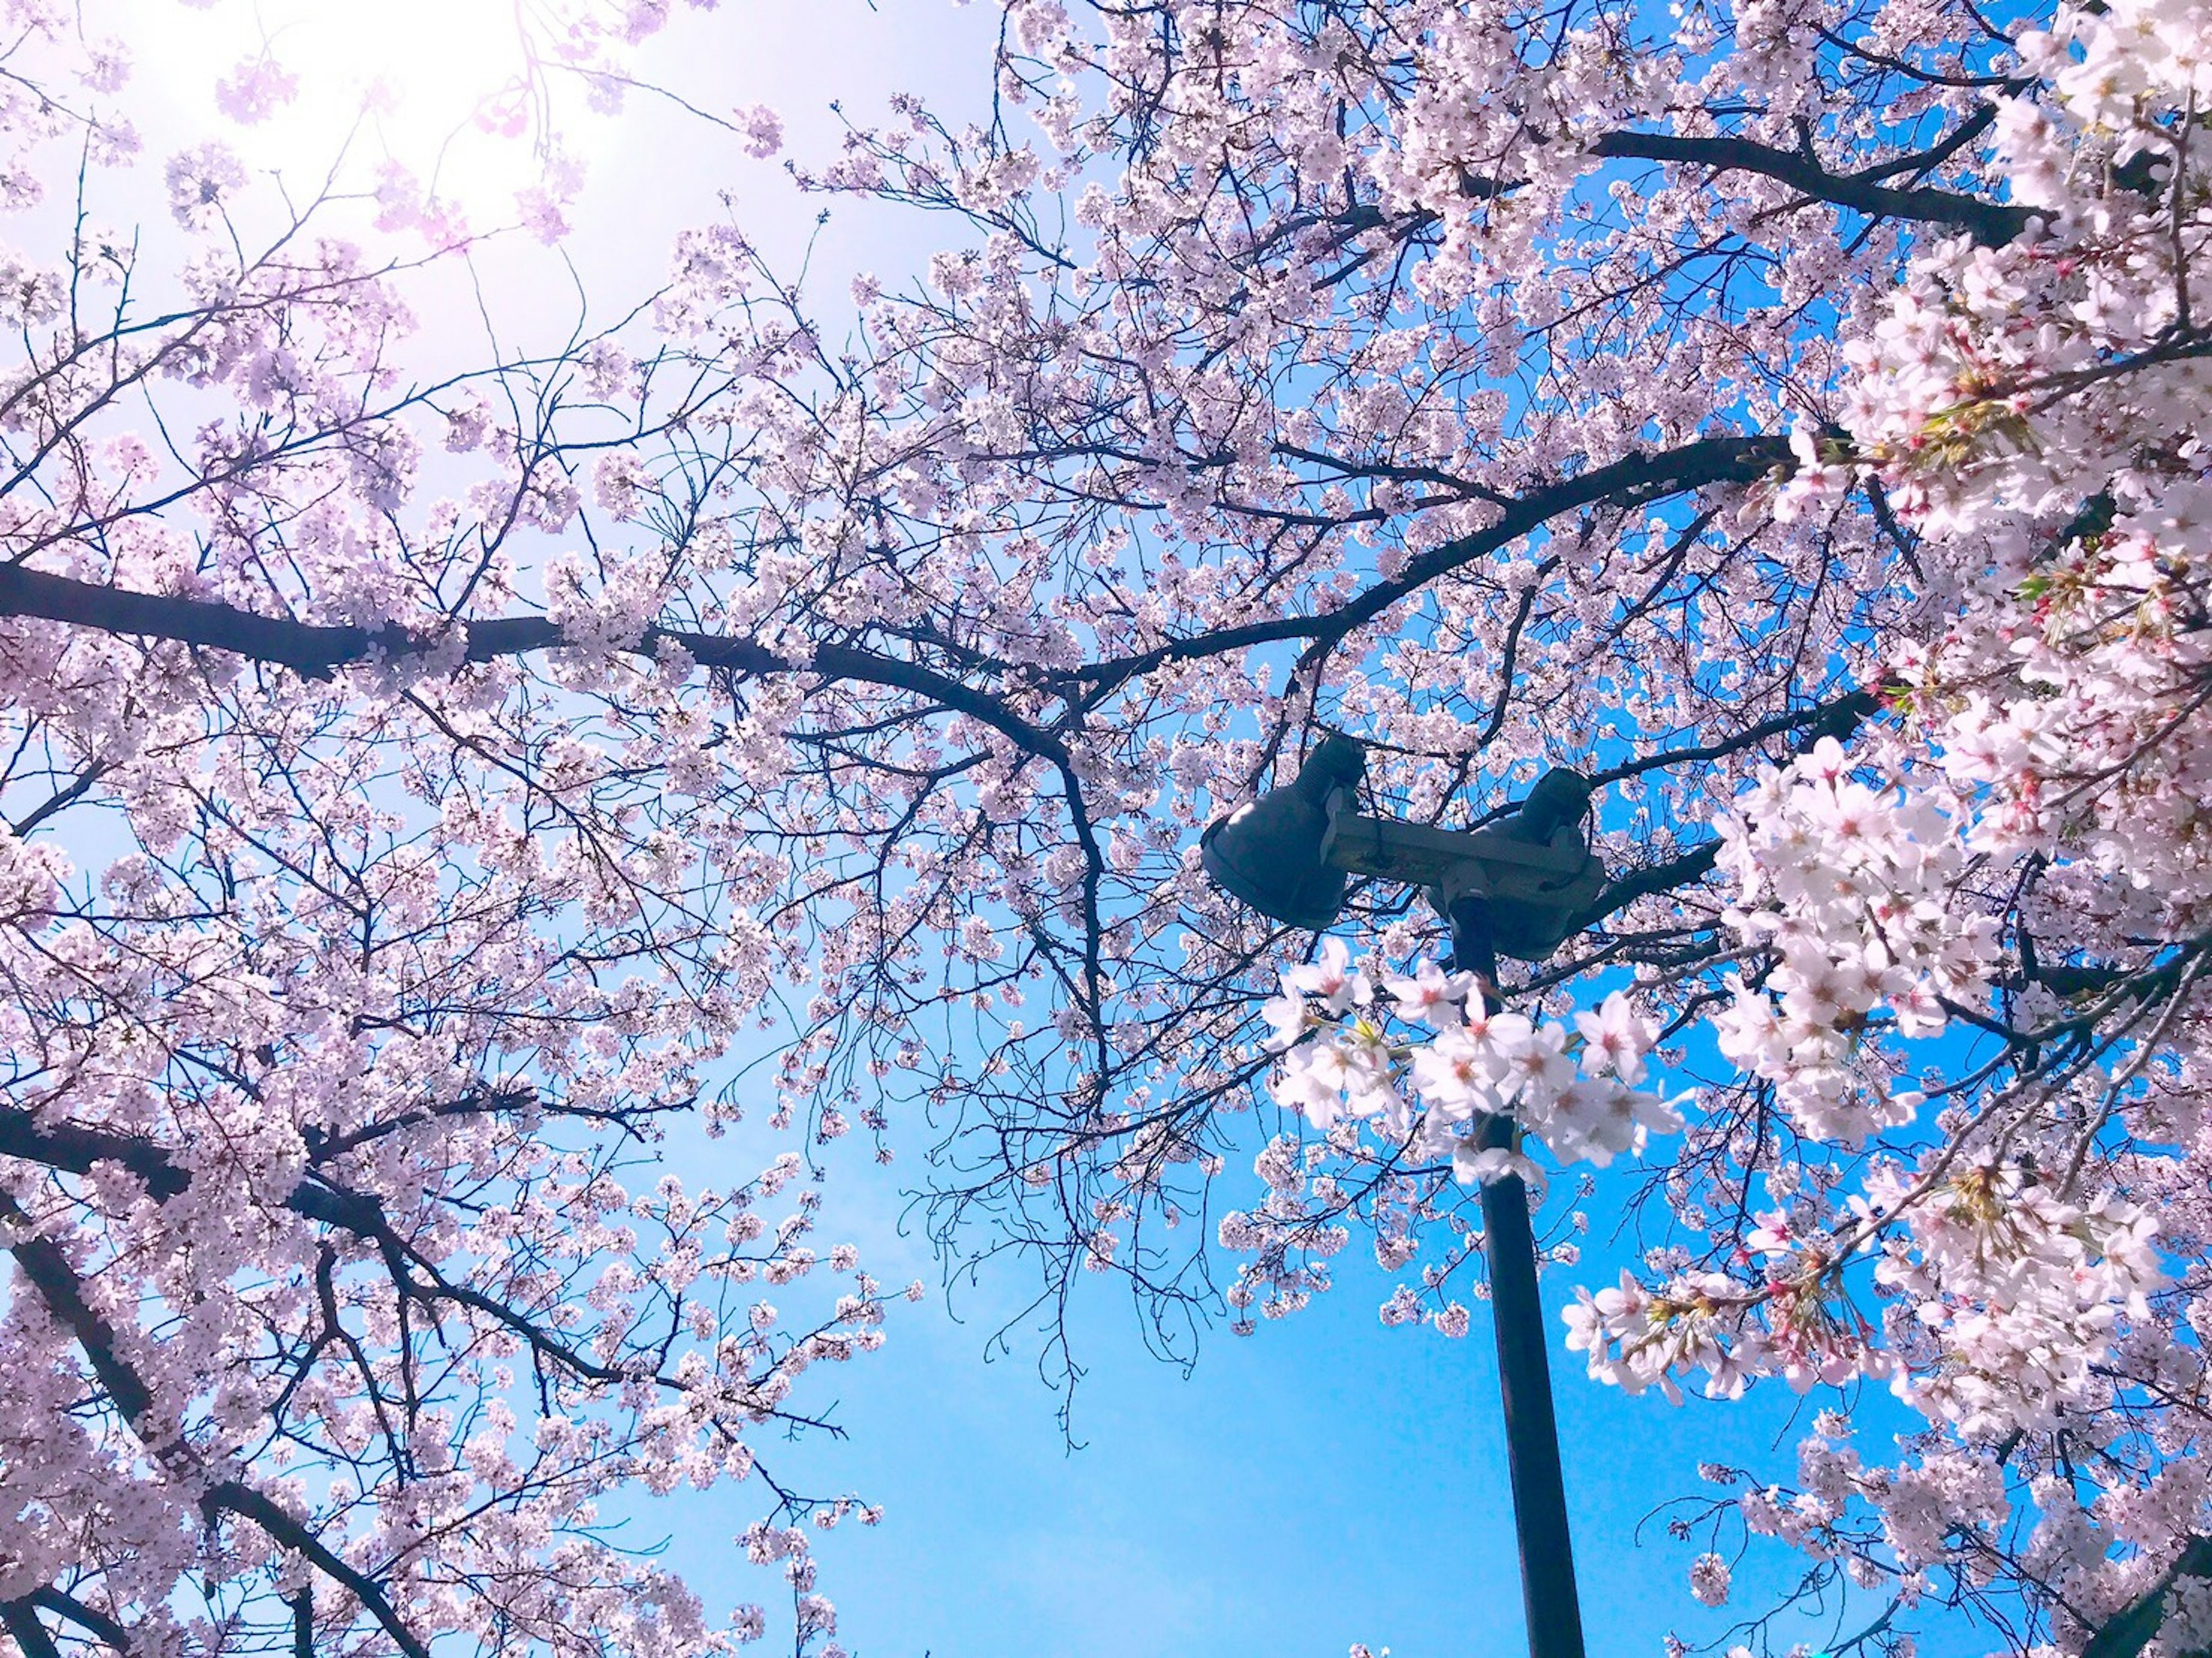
left=1199, top=735, right=1365, bottom=931
left=1199, top=741, right=1605, bottom=956
left=1478, top=768, right=1605, bottom=960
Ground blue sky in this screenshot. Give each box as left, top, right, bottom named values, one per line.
left=633, top=1133, right=1964, bottom=1658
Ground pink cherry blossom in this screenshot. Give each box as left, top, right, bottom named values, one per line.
left=3, top=0, right=2211, bottom=1651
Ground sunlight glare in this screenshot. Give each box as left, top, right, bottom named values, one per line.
left=126, top=0, right=616, bottom=226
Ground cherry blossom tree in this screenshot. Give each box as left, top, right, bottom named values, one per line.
left=4, top=0, right=2212, bottom=1653
left=0, top=6, right=892, bottom=1655
left=772, top=2, right=2212, bottom=1653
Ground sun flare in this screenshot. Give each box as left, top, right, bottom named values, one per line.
left=127, top=0, right=617, bottom=225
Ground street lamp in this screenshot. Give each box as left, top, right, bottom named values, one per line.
left=1202, top=735, right=1601, bottom=1658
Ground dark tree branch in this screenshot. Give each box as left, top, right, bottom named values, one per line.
left=1577, top=841, right=1724, bottom=929
left=1575, top=688, right=1883, bottom=927
left=1, top=1601, right=62, bottom=1658
left=2081, top=1535, right=2212, bottom=1658
left=1589, top=130, right=2031, bottom=244
left=0, top=564, right=1071, bottom=767
left=0, top=1111, right=188, bottom=1200
left=1073, top=434, right=1794, bottom=692
left=0, top=1192, right=159, bottom=1431
left=26, top=1587, right=134, bottom=1654
left=1587, top=688, right=1881, bottom=789
left=0, top=1105, right=759, bottom=1396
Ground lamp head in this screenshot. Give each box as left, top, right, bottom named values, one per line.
left=1468, top=767, right=1604, bottom=959
left=1510, top=768, right=1595, bottom=845
left=1199, top=735, right=1365, bottom=930
left=1200, top=745, right=1606, bottom=958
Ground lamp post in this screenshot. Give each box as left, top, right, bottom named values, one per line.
left=1201, top=736, right=1599, bottom=1658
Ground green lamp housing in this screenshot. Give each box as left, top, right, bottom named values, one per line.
left=1200, top=737, right=1607, bottom=961
left=1199, top=734, right=1366, bottom=931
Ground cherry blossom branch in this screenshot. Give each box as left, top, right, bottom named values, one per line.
left=1587, top=131, right=2031, bottom=244
left=1066, top=433, right=1794, bottom=694
left=0, top=1193, right=432, bottom=1655
left=16, top=1587, right=132, bottom=1654
left=2080, top=1535, right=2212, bottom=1658
left=204, top=1482, right=433, bottom=1658
left=0, top=564, right=1074, bottom=766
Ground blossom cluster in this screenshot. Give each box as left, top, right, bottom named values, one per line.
left=1208, top=942, right=1676, bottom=1338
left=1711, top=738, right=2001, bottom=1144
left=1262, top=941, right=1682, bottom=1178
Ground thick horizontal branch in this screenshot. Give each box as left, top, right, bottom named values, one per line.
left=0, top=1110, right=187, bottom=1198
left=2083, top=1535, right=2212, bottom=1658
left=1588, top=131, right=2031, bottom=245
left=0, top=438, right=1793, bottom=768
left=1574, top=687, right=1882, bottom=928
left=0, top=564, right=1069, bottom=765
left=1078, top=433, right=1793, bottom=691
left=1, top=1105, right=414, bottom=1242
left=24, top=1587, right=134, bottom=1654
left=0, top=564, right=396, bottom=678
